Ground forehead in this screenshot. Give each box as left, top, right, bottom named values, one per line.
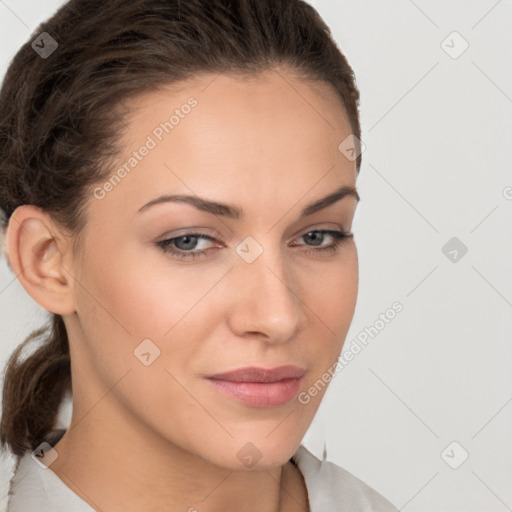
left=122, top=68, right=352, bottom=149
left=87, top=69, right=356, bottom=225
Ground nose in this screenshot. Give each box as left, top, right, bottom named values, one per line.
left=226, top=245, right=307, bottom=344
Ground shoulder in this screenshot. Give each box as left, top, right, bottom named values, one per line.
left=6, top=430, right=94, bottom=512
left=291, top=444, right=399, bottom=512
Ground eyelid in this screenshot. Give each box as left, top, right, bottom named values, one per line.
left=156, top=226, right=220, bottom=242
left=157, top=222, right=348, bottom=245
left=289, top=222, right=346, bottom=240
left=155, top=225, right=353, bottom=261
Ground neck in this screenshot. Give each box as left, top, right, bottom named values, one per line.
left=49, top=407, right=308, bottom=511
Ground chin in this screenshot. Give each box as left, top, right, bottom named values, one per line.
left=196, top=432, right=304, bottom=471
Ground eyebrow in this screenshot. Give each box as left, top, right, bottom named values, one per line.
left=137, top=185, right=359, bottom=220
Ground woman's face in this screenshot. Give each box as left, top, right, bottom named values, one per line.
left=66, top=68, right=359, bottom=469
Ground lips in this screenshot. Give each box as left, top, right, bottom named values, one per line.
left=207, top=365, right=306, bottom=383
left=205, top=365, right=306, bottom=407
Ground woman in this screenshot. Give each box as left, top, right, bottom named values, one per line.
left=0, top=0, right=398, bottom=510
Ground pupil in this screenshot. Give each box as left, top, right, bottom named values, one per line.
left=306, top=231, right=323, bottom=246
left=177, top=235, right=197, bottom=250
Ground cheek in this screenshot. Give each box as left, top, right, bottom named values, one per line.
left=301, top=248, right=358, bottom=385
left=73, top=241, right=229, bottom=373
left=307, top=245, right=358, bottom=336
left=70, top=243, right=214, bottom=428
left=77, top=237, right=209, bottom=330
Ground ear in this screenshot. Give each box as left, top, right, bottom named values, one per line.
left=4, top=205, right=77, bottom=315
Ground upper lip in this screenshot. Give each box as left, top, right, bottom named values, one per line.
left=206, top=365, right=306, bottom=383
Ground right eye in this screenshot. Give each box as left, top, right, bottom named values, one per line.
left=156, top=233, right=220, bottom=260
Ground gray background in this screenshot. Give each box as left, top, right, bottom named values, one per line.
left=1, top=1, right=511, bottom=510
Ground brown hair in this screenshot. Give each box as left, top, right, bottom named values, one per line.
left=0, top=0, right=361, bottom=459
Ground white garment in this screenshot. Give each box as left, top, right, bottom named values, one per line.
left=6, top=430, right=398, bottom=511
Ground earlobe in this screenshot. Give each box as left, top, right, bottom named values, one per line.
left=5, top=205, right=77, bottom=315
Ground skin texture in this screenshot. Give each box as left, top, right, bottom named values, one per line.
left=5, top=67, right=359, bottom=511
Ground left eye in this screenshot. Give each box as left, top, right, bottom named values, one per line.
left=156, top=229, right=353, bottom=261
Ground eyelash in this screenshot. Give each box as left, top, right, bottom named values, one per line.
left=155, top=229, right=353, bottom=261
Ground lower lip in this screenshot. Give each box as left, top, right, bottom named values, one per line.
left=206, top=377, right=304, bottom=408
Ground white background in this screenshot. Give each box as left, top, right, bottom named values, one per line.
left=1, top=1, right=512, bottom=510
